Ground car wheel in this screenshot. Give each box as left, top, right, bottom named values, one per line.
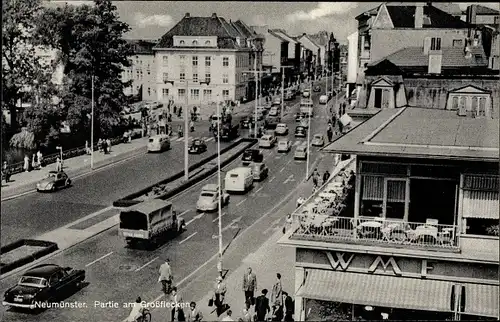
left=65, top=179, right=71, bottom=187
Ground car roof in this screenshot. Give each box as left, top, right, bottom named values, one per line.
left=278, top=139, right=290, bottom=143
left=202, top=184, right=218, bottom=192
left=296, top=126, right=305, bottom=129
left=277, top=123, right=286, bottom=126
left=261, top=134, right=271, bottom=138
left=25, top=264, right=62, bottom=277
left=297, top=145, right=307, bottom=150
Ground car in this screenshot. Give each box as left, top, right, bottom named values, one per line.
left=268, top=108, right=279, bottom=117
left=196, top=184, right=230, bottom=212
left=313, top=85, right=321, bottom=92
left=36, top=171, right=71, bottom=192
left=294, top=145, right=308, bottom=160
left=302, top=90, right=310, bottom=98
left=295, top=113, right=306, bottom=122
left=300, top=118, right=309, bottom=129
left=240, top=116, right=253, bottom=129
left=256, top=111, right=264, bottom=121
left=312, top=134, right=325, bottom=147
left=272, top=97, right=281, bottom=106
left=3, top=264, right=85, bottom=310
left=188, top=139, right=208, bottom=154
left=295, top=126, right=306, bottom=138
left=319, top=95, right=328, bottom=104
left=249, top=162, right=269, bottom=181
left=242, top=149, right=264, bottom=165
left=277, top=139, right=292, bottom=153
left=275, top=123, right=289, bottom=136
left=259, top=134, right=276, bottom=148
left=257, top=106, right=267, bottom=115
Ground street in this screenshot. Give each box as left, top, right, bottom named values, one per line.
left=0, top=88, right=332, bottom=322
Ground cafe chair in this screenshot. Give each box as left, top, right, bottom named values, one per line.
left=425, top=218, right=439, bottom=227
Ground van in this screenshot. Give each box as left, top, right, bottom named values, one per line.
left=250, top=162, right=269, bottom=181
left=300, top=99, right=314, bottom=117
left=225, top=167, right=253, bottom=193
left=147, top=134, right=170, bottom=152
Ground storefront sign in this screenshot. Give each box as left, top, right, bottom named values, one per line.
left=326, top=252, right=354, bottom=271
left=368, top=256, right=402, bottom=276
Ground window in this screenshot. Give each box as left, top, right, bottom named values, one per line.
left=223, top=57, right=229, bottom=67
left=462, top=175, right=499, bottom=235
left=192, top=56, right=198, bottom=66
left=478, top=97, right=487, bottom=116
left=223, top=74, right=228, bottom=84
left=452, top=39, right=463, bottom=47
left=205, top=40, right=211, bottom=46
left=136, top=70, right=140, bottom=79
left=360, top=175, right=407, bottom=220
left=192, top=40, right=198, bottom=45
left=222, top=90, right=229, bottom=98
left=178, top=88, right=186, bottom=99
left=162, top=56, right=168, bottom=66
left=162, top=72, right=168, bottom=82
left=180, top=72, right=185, bottom=81
left=147, top=68, right=150, bottom=75
left=451, top=96, right=459, bottom=110
left=190, top=89, right=199, bottom=100
left=430, top=37, right=441, bottom=51
left=205, top=56, right=211, bottom=67
left=162, top=88, right=169, bottom=98
left=193, top=73, right=198, bottom=82
left=180, top=55, right=185, bottom=64
left=203, top=89, right=212, bottom=101
left=205, top=73, right=211, bottom=83
left=180, top=40, right=185, bottom=45
left=147, top=87, right=151, bottom=96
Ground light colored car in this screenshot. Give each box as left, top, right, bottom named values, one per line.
left=294, top=145, right=308, bottom=160
left=319, top=95, right=328, bottom=104
left=312, top=134, right=325, bottom=147
left=275, top=123, right=289, bottom=135
left=36, top=171, right=71, bottom=192
left=272, top=97, right=281, bottom=105
left=277, top=139, right=292, bottom=153
left=249, top=162, right=269, bottom=181
left=302, top=90, right=310, bottom=98
left=196, top=184, right=230, bottom=211
left=147, top=134, right=171, bottom=152
left=259, top=134, right=275, bottom=148
left=268, top=108, right=279, bottom=117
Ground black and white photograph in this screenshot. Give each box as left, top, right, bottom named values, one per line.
left=1, top=0, right=499, bottom=321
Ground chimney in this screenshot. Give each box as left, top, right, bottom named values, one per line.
left=428, top=51, right=442, bottom=74
left=185, top=13, right=190, bottom=18
left=211, top=13, right=217, bottom=18
left=415, top=3, right=424, bottom=28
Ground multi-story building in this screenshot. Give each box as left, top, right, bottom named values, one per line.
left=154, top=13, right=262, bottom=106
left=121, top=39, right=157, bottom=101
left=296, top=33, right=321, bottom=78
left=270, top=29, right=301, bottom=84
left=250, top=26, right=285, bottom=75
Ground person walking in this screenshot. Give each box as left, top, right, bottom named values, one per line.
left=323, top=170, right=331, bottom=185
left=170, top=287, right=185, bottom=321
left=23, top=155, right=30, bottom=172
left=255, top=289, right=270, bottom=322
left=31, top=154, right=37, bottom=170
left=222, top=309, right=234, bottom=321
left=158, top=259, right=173, bottom=296
left=55, top=157, right=62, bottom=172
left=241, top=308, right=252, bottom=322
left=85, top=140, right=91, bottom=154
left=283, top=214, right=292, bottom=234
left=186, top=302, right=203, bottom=322
left=312, top=169, right=320, bottom=188
left=242, top=267, right=257, bottom=306
left=282, top=292, right=294, bottom=321
left=327, top=127, right=333, bottom=143
left=270, top=274, right=283, bottom=315
left=37, top=150, right=43, bottom=167
left=106, top=138, right=112, bottom=153
left=213, top=276, right=227, bottom=317
left=3, top=161, right=11, bottom=183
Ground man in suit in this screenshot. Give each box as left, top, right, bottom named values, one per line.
left=170, top=287, right=185, bottom=321
left=214, top=276, right=227, bottom=317
left=282, top=292, right=294, bottom=321
left=242, top=267, right=257, bottom=306
left=255, top=289, right=270, bottom=321
left=186, top=301, right=203, bottom=322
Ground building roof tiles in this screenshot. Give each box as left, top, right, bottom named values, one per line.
left=385, top=5, right=469, bottom=28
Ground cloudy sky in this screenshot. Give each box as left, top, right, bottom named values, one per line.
left=49, top=1, right=500, bottom=43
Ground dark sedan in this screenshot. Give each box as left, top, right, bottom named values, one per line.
left=188, top=139, right=207, bottom=154
left=241, top=149, right=264, bottom=165
left=3, top=264, right=85, bottom=310
left=313, top=85, right=321, bottom=92
left=295, top=126, right=307, bottom=138
left=295, top=113, right=307, bottom=122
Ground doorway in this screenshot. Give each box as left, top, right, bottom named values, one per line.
left=409, top=179, right=457, bottom=225
left=374, top=88, right=382, bottom=108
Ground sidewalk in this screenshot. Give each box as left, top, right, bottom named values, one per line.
left=0, top=137, right=149, bottom=201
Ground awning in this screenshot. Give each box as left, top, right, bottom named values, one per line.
left=297, top=269, right=453, bottom=312
left=462, top=190, right=499, bottom=219
left=463, top=283, right=499, bottom=318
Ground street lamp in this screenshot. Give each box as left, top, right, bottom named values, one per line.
left=280, top=66, right=294, bottom=119
left=216, top=94, right=223, bottom=277
left=242, top=67, right=267, bottom=138
left=305, top=82, right=312, bottom=180
left=91, top=75, right=95, bottom=170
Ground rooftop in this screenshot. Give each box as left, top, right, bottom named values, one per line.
left=385, top=5, right=468, bottom=28
left=126, top=39, right=157, bottom=55
left=323, top=107, right=499, bottom=162
left=462, top=4, right=500, bottom=15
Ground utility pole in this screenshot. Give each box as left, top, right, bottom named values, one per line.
left=216, top=94, right=223, bottom=277
left=254, top=57, right=258, bottom=138
left=91, top=75, right=95, bottom=170
left=305, top=82, right=312, bottom=180
left=184, top=80, right=189, bottom=181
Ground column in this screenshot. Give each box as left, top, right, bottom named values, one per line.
left=294, top=266, right=305, bottom=321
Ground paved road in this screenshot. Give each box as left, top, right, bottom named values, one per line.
left=0, top=89, right=331, bottom=322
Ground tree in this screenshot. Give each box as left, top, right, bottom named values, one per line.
left=2, top=0, right=49, bottom=131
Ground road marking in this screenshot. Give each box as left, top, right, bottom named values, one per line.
left=286, top=159, right=292, bottom=166
left=269, top=176, right=275, bottom=183
left=185, top=213, right=205, bottom=226
left=284, top=174, right=295, bottom=184
left=85, top=252, right=113, bottom=267
left=236, top=199, right=246, bottom=207
left=135, top=257, right=158, bottom=272
left=279, top=166, right=286, bottom=173
left=178, top=209, right=190, bottom=218
left=212, top=212, right=227, bottom=222
left=205, top=137, right=214, bottom=142
left=293, top=141, right=302, bottom=146
left=254, top=186, right=263, bottom=195
left=179, top=232, right=198, bottom=244
left=274, top=156, right=281, bottom=159
left=262, top=217, right=282, bottom=234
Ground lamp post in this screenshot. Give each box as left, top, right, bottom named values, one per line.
left=216, top=94, right=223, bottom=276
left=91, top=75, right=95, bottom=170
left=242, top=68, right=267, bottom=138
left=305, top=82, right=312, bottom=180
left=184, top=80, right=189, bottom=181
left=280, top=66, right=294, bottom=119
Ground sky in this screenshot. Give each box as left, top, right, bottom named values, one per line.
left=49, top=1, right=500, bottom=44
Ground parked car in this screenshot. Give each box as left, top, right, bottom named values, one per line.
left=295, top=126, right=306, bottom=138
left=196, top=184, right=230, bottom=212
left=2, top=264, right=85, bottom=310
left=188, top=139, right=207, bottom=154
left=296, top=113, right=306, bottom=122
left=272, top=97, right=281, bottom=106
left=268, top=108, right=279, bottom=117
left=36, top=171, right=71, bottom=192
left=249, top=162, right=269, bottom=181
left=312, top=134, right=325, bottom=147
left=277, top=139, right=292, bottom=153
left=319, top=95, right=328, bottom=104
left=275, top=123, right=289, bottom=136
left=259, top=134, right=276, bottom=148
left=148, top=134, right=171, bottom=152
left=240, top=116, right=252, bottom=129
left=294, top=145, right=308, bottom=160
left=242, top=149, right=264, bottom=165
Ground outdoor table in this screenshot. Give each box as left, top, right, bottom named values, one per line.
left=358, top=221, right=383, bottom=239
left=414, top=225, right=438, bottom=238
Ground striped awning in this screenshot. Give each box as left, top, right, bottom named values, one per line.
left=297, top=269, right=454, bottom=312
left=463, top=283, right=499, bottom=318
left=462, top=190, right=499, bottom=219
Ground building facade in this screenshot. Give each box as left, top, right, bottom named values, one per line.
left=121, top=40, right=157, bottom=101
left=296, top=34, right=321, bottom=78
left=154, top=13, right=262, bottom=106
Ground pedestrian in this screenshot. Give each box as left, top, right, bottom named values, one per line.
left=3, top=161, right=10, bottom=183
left=296, top=196, right=305, bottom=209
left=327, top=128, right=333, bottom=143
left=323, top=170, right=331, bottom=185
left=222, top=309, right=234, bottom=321
left=312, top=168, right=320, bottom=188
left=97, top=138, right=103, bottom=152
left=170, top=287, right=185, bottom=321
left=158, top=259, right=173, bottom=296
left=37, top=150, right=43, bottom=167
left=56, top=156, right=62, bottom=172
left=241, top=308, right=252, bottom=322
left=186, top=302, right=203, bottom=322
left=213, top=276, right=227, bottom=317
left=255, top=289, right=270, bottom=322
left=102, top=139, right=108, bottom=154
left=282, top=292, right=294, bottom=321
left=270, top=274, right=283, bottom=314
left=168, top=113, right=172, bottom=122
left=31, top=154, right=37, bottom=170
left=283, top=214, right=293, bottom=234
left=85, top=140, right=91, bottom=154
left=242, top=267, right=257, bottom=306
left=173, top=105, right=177, bottom=114
left=23, top=155, right=30, bottom=172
